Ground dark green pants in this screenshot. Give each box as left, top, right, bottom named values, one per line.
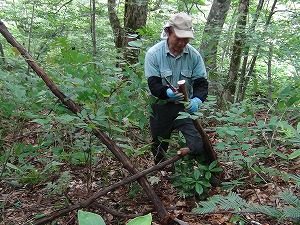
left=150, top=102, right=204, bottom=164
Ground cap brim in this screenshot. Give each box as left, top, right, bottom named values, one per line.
left=173, top=27, right=194, bottom=39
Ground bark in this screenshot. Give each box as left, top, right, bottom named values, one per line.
left=200, top=0, right=231, bottom=75
left=0, top=42, right=5, bottom=64
left=27, top=3, right=35, bottom=75
left=123, top=0, right=148, bottom=64
left=107, top=0, right=148, bottom=65
left=34, top=149, right=189, bottom=224
left=0, top=21, right=172, bottom=224
left=222, top=0, right=249, bottom=103
left=90, top=0, right=97, bottom=58
left=236, top=0, right=264, bottom=102
left=267, top=43, right=273, bottom=101
left=107, top=0, right=124, bottom=49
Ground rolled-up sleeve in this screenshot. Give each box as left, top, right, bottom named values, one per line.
left=145, top=51, right=160, bottom=78
left=192, top=53, right=207, bottom=80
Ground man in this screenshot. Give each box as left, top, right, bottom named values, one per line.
left=144, top=12, right=209, bottom=165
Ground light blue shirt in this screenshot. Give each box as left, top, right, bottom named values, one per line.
left=144, top=40, right=207, bottom=98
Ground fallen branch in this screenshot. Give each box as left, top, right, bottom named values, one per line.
left=34, top=148, right=189, bottom=225
left=0, top=21, right=170, bottom=224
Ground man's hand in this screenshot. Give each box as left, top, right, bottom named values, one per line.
left=166, top=88, right=184, bottom=101
left=186, top=97, right=202, bottom=113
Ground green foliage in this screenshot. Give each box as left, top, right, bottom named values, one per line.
left=126, top=213, right=152, bottom=225
left=77, top=210, right=152, bottom=225
left=45, top=171, right=72, bottom=196
left=172, top=159, right=222, bottom=197
left=78, top=210, right=106, bottom=225
left=193, top=191, right=300, bottom=223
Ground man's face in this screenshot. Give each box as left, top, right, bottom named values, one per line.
left=168, top=28, right=190, bottom=55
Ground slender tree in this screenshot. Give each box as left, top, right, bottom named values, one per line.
left=200, top=0, right=231, bottom=75
left=222, top=0, right=249, bottom=103
left=90, top=0, right=97, bottom=58
left=236, top=0, right=264, bottom=102
left=267, top=43, right=273, bottom=101
left=240, top=0, right=278, bottom=100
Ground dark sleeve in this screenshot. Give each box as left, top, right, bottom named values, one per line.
left=192, top=77, right=208, bottom=102
left=147, top=76, right=169, bottom=99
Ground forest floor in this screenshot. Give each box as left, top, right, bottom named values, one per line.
left=0, top=122, right=299, bottom=225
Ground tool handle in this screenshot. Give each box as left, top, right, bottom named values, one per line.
left=177, top=80, right=189, bottom=101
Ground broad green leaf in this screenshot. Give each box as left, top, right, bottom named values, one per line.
left=78, top=210, right=106, bottom=225
left=126, top=213, right=152, bottom=225
left=200, top=180, right=212, bottom=187
left=195, top=183, right=204, bottom=195
left=209, top=161, right=218, bottom=170
left=205, top=171, right=211, bottom=180
left=194, top=169, right=200, bottom=179
left=56, top=114, right=77, bottom=123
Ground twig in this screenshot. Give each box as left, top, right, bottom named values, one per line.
left=92, top=201, right=149, bottom=218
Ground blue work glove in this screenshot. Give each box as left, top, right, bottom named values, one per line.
left=166, top=88, right=184, bottom=101
left=186, top=97, right=202, bottom=113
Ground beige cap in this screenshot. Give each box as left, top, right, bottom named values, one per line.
left=168, top=12, right=194, bottom=39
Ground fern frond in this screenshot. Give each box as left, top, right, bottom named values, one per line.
left=218, top=192, right=247, bottom=211
left=279, top=191, right=300, bottom=207
left=193, top=201, right=217, bottom=214
left=248, top=203, right=283, bottom=218
left=282, top=207, right=300, bottom=220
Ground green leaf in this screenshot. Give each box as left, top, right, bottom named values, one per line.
left=208, top=161, right=218, bottom=170
left=126, top=213, right=152, bottom=225
left=288, top=150, right=300, bottom=160
left=78, top=210, right=106, bottom=225
left=31, top=118, right=51, bottom=125
left=195, top=183, right=204, bottom=195
left=210, top=167, right=223, bottom=173
left=194, top=169, right=201, bottom=180
left=200, top=180, right=211, bottom=187
left=205, top=171, right=211, bottom=180
left=56, top=114, right=77, bottom=123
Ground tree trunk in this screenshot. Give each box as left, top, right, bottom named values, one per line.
left=0, top=42, right=5, bottom=64
left=222, top=0, right=249, bottom=103
left=240, top=0, right=278, bottom=100
left=200, top=0, right=231, bottom=75
left=123, top=0, right=148, bottom=64
left=90, top=0, right=97, bottom=61
left=27, top=3, right=35, bottom=75
left=236, top=0, right=264, bottom=102
left=107, top=0, right=148, bottom=65
left=267, top=43, right=273, bottom=101
left=107, top=0, right=124, bottom=49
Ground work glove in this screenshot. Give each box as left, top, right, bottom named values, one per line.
left=166, top=88, right=184, bottom=101
left=186, top=97, right=202, bottom=113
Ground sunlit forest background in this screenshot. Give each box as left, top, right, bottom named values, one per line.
left=0, top=0, right=299, bottom=224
